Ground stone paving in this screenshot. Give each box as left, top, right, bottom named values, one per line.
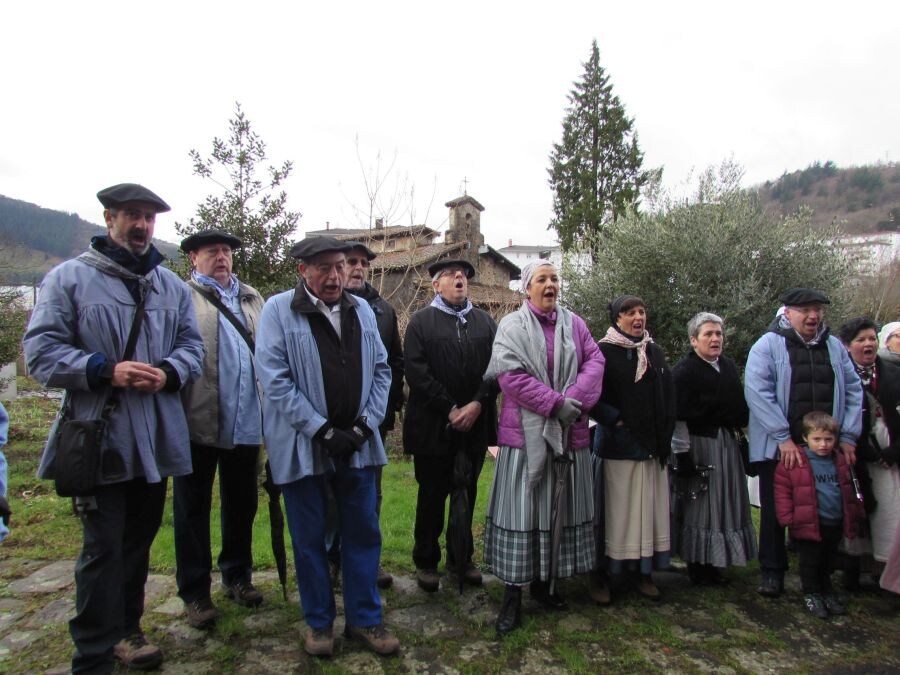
left=1, top=559, right=899, bottom=673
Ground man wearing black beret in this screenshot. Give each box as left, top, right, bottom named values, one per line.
left=255, top=236, right=400, bottom=656
left=174, top=229, right=266, bottom=629
left=23, top=183, right=203, bottom=672
left=403, top=258, right=498, bottom=592
left=744, top=287, right=862, bottom=604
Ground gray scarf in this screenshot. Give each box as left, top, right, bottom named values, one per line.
left=486, top=302, right=579, bottom=487
left=78, top=248, right=155, bottom=300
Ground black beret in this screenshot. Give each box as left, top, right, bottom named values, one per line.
left=290, top=236, right=353, bottom=261
left=180, top=229, right=243, bottom=253
left=97, top=183, right=170, bottom=212
left=607, top=295, right=645, bottom=325
left=345, top=241, right=377, bottom=261
left=779, top=288, right=831, bottom=306
left=427, top=258, right=475, bottom=279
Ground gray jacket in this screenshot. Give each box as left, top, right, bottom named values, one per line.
left=181, top=280, right=264, bottom=446
left=24, top=250, right=204, bottom=484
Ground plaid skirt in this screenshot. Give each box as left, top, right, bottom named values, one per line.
left=483, top=445, right=595, bottom=584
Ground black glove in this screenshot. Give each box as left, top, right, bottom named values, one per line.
left=314, top=424, right=360, bottom=460
left=347, top=417, right=374, bottom=450
left=672, top=451, right=697, bottom=478
left=880, top=442, right=900, bottom=467
left=0, top=495, right=10, bottom=527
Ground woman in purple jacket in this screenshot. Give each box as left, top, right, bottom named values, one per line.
left=483, top=260, right=605, bottom=637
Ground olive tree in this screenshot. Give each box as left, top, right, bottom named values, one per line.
left=562, top=161, right=853, bottom=366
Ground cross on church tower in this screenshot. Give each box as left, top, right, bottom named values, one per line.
left=460, top=176, right=470, bottom=195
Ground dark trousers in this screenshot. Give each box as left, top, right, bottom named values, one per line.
left=281, top=465, right=382, bottom=629
left=412, top=449, right=486, bottom=570
left=70, top=478, right=167, bottom=674
left=794, top=523, right=843, bottom=594
left=173, top=443, right=260, bottom=602
left=757, top=459, right=788, bottom=577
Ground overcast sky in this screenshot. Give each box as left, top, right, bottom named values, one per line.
left=2, top=1, right=898, bottom=249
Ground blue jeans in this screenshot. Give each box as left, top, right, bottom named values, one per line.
left=281, top=464, right=382, bottom=629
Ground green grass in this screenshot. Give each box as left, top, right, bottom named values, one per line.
left=3, top=386, right=900, bottom=673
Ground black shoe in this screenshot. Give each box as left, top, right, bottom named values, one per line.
left=224, top=579, right=263, bottom=607
left=705, top=566, right=730, bottom=586
left=687, top=562, right=706, bottom=585
left=803, top=593, right=829, bottom=619
left=843, top=569, right=861, bottom=592
left=823, top=593, right=846, bottom=615
left=495, top=585, right=522, bottom=637
left=529, top=580, right=567, bottom=609
left=756, top=573, right=783, bottom=598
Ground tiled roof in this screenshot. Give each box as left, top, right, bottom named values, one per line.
left=305, top=225, right=439, bottom=241
left=371, top=242, right=467, bottom=270
left=444, top=195, right=485, bottom=211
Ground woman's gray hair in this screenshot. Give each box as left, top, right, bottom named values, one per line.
left=687, top=311, right=724, bottom=338
left=519, top=259, right=555, bottom=294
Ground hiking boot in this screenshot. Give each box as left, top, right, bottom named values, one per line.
left=529, top=579, right=567, bottom=609
left=224, top=579, right=263, bottom=607
left=416, top=568, right=440, bottom=592
left=185, top=597, right=219, bottom=629
left=448, top=563, right=483, bottom=587
left=344, top=623, right=400, bottom=655
left=113, top=632, right=163, bottom=670
left=756, top=573, right=783, bottom=598
left=588, top=570, right=611, bottom=605
left=304, top=625, right=334, bottom=657
left=636, top=574, right=661, bottom=601
left=823, top=593, right=846, bottom=615
left=495, top=584, right=522, bottom=637
left=804, top=593, right=829, bottom=619
left=377, top=566, right=394, bottom=589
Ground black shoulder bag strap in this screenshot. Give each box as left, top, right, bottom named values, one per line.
left=189, top=280, right=255, bottom=354
left=98, top=289, right=148, bottom=420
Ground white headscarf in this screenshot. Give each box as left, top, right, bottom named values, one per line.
left=519, top=258, right=555, bottom=294
left=879, top=321, right=900, bottom=349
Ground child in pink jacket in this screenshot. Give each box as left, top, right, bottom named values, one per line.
left=774, top=411, right=865, bottom=619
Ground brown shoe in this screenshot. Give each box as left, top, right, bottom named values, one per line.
left=304, top=625, right=334, bottom=657
left=449, top=563, right=483, bottom=586
left=185, top=597, right=219, bottom=629
left=113, top=632, right=163, bottom=670
left=344, top=623, right=400, bottom=655
left=224, top=579, right=263, bottom=607
left=377, top=566, right=393, bottom=589
left=589, top=571, right=611, bottom=605
left=416, top=568, right=440, bottom=592
left=636, top=574, right=660, bottom=601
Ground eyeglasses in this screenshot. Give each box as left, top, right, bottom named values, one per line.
left=346, top=256, right=370, bottom=268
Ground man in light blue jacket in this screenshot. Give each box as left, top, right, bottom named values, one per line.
left=23, top=183, right=204, bottom=673
left=255, top=236, right=398, bottom=657
left=744, top=288, right=862, bottom=599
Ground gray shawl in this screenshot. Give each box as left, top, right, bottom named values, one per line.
left=486, top=301, right=579, bottom=487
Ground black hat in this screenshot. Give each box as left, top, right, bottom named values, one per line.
left=345, top=241, right=377, bottom=261
left=427, top=258, right=476, bottom=279
left=290, top=236, right=353, bottom=261
left=180, top=229, right=243, bottom=253
left=97, top=183, right=170, bottom=212
left=779, top=288, right=831, bottom=307
left=607, top=294, right=645, bottom=325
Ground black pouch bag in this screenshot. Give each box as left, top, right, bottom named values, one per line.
left=54, top=419, right=105, bottom=497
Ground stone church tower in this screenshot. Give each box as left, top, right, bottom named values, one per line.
left=444, top=194, right=485, bottom=268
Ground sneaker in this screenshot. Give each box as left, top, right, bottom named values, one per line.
left=588, top=571, right=611, bottom=605
left=803, top=593, right=829, bottom=619
left=304, top=625, right=334, bottom=657
left=756, top=573, right=783, bottom=598
left=344, top=623, right=400, bottom=655
left=376, top=566, right=394, bottom=589
left=416, top=568, right=440, bottom=592
left=185, top=597, right=219, bottom=629
left=635, top=575, right=661, bottom=601
left=448, top=563, right=483, bottom=587
left=113, top=632, right=163, bottom=670
left=823, top=593, right=846, bottom=615
left=224, top=579, right=263, bottom=607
